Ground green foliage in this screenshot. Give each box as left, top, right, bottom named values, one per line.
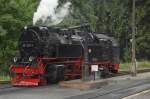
left=123, top=48, right=131, bottom=62
left=135, top=0, right=150, bottom=59
left=0, top=0, right=39, bottom=73
left=0, top=0, right=150, bottom=73
left=120, top=61, right=150, bottom=71
left=0, top=75, right=10, bottom=81
left=61, top=0, right=150, bottom=61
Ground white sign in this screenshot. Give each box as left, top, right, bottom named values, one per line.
left=91, top=65, right=98, bottom=72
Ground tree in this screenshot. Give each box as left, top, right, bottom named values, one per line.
left=61, top=0, right=131, bottom=60
left=135, top=0, right=150, bottom=59
left=0, top=0, right=39, bottom=73
left=60, top=0, right=150, bottom=61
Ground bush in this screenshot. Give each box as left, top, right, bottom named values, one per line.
left=123, top=48, right=131, bottom=62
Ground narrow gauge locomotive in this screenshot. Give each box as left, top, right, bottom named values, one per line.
left=10, top=25, right=120, bottom=86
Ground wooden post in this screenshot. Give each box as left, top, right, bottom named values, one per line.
left=131, top=0, right=137, bottom=76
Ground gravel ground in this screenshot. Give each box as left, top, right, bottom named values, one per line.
left=0, top=84, right=96, bottom=99
left=124, top=90, right=150, bottom=99
left=0, top=72, right=150, bottom=99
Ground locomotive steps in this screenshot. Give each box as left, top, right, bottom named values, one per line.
left=59, top=71, right=150, bottom=90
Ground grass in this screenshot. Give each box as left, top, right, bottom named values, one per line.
left=120, top=61, right=150, bottom=71
left=0, top=75, right=10, bottom=81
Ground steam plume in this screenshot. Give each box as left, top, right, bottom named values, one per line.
left=33, top=0, right=71, bottom=25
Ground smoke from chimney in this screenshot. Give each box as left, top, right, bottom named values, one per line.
left=33, top=0, right=71, bottom=26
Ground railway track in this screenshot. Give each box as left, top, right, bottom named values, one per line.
left=67, top=76, right=150, bottom=99
left=0, top=71, right=150, bottom=99
left=0, top=69, right=150, bottom=90
left=0, top=84, right=12, bottom=90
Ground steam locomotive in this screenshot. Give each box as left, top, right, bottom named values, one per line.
left=10, top=24, right=120, bottom=86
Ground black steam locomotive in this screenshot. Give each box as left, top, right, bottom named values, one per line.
left=10, top=25, right=120, bottom=86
